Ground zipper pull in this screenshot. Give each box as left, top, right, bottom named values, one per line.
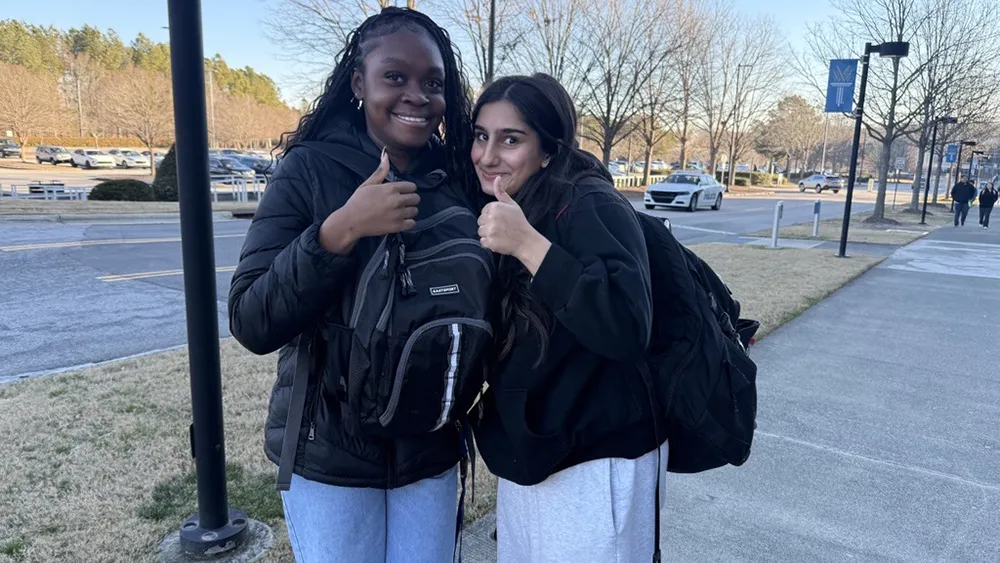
left=308, top=422, right=315, bottom=441
left=379, top=248, right=390, bottom=279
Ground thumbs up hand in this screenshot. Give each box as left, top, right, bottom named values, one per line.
left=478, top=177, right=551, bottom=273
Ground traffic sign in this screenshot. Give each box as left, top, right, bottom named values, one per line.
left=945, top=144, right=958, bottom=163
left=825, top=59, right=858, bottom=113
left=894, top=157, right=905, bottom=169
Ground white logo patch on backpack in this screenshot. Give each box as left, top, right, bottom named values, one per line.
left=430, top=284, right=460, bottom=297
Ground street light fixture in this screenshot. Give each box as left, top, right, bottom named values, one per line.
left=921, top=115, right=956, bottom=225
left=838, top=41, right=910, bottom=258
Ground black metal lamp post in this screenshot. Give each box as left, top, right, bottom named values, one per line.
left=167, top=0, right=249, bottom=556
left=838, top=41, right=910, bottom=258
left=921, top=116, right=957, bottom=225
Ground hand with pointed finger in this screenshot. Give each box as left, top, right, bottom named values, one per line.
left=319, top=150, right=420, bottom=254
left=478, top=177, right=551, bottom=273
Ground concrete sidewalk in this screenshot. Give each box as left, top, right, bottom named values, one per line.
left=464, top=225, right=1000, bottom=562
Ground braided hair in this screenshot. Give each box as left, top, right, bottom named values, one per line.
left=277, top=7, right=477, bottom=194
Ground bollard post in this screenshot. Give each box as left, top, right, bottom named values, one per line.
left=770, top=200, right=784, bottom=249
left=812, top=199, right=822, bottom=238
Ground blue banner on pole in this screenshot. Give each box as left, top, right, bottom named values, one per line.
left=825, top=59, right=858, bottom=113
left=945, top=144, right=958, bottom=163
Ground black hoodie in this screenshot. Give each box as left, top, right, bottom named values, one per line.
left=473, top=176, right=659, bottom=487
left=228, top=118, right=474, bottom=488
left=979, top=188, right=998, bottom=208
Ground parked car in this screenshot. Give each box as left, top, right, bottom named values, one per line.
left=107, top=149, right=151, bottom=168
left=71, top=149, right=116, bottom=169
left=142, top=150, right=167, bottom=167
left=35, top=145, right=73, bottom=165
left=633, top=161, right=646, bottom=173
left=798, top=174, right=844, bottom=194
left=650, top=160, right=669, bottom=173
left=0, top=139, right=22, bottom=158
left=644, top=172, right=724, bottom=212
left=210, top=157, right=256, bottom=179
left=233, top=155, right=274, bottom=176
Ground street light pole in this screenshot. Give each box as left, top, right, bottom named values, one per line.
left=838, top=41, right=908, bottom=258
left=486, top=0, right=496, bottom=85
left=166, top=0, right=248, bottom=555
left=921, top=116, right=955, bottom=225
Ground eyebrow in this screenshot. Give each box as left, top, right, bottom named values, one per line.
left=475, top=126, right=529, bottom=135
left=380, top=57, right=444, bottom=73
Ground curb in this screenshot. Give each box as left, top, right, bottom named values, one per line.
left=0, top=211, right=236, bottom=223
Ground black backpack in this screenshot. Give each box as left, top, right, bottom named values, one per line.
left=631, top=211, right=759, bottom=563
left=296, top=141, right=494, bottom=438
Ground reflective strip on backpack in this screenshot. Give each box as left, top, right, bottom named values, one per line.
left=432, top=323, right=462, bottom=431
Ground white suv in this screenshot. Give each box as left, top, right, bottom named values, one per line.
left=107, top=149, right=151, bottom=168
left=71, top=149, right=116, bottom=169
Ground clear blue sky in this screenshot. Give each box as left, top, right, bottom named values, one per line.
left=4, top=0, right=834, bottom=104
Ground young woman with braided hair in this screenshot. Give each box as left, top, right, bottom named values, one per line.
left=228, top=8, right=481, bottom=562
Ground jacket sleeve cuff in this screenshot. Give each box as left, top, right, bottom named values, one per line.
left=300, top=223, right=357, bottom=275
left=529, top=242, right=584, bottom=313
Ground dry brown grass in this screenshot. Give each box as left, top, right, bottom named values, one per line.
left=0, top=244, right=881, bottom=562
left=0, top=200, right=254, bottom=216
left=0, top=338, right=492, bottom=563
left=748, top=207, right=953, bottom=245
left=688, top=244, right=884, bottom=337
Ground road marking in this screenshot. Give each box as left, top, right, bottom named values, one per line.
left=97, top=265, right=238, bottom=282
left=0, top=233, right=245, bottom=252
left=671, top=225, right=738, bottom=235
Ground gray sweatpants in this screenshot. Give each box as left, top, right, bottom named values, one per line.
left=496, top=442, right=668, bottom=563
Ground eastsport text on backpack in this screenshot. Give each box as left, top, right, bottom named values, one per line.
left=299, top=142, right=494, bottom=438
left=634, top=211, right=760, bottom=474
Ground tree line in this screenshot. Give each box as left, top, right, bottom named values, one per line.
left=0, top=20, right=300, bottom=167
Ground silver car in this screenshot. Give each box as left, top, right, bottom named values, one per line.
left=798, top=174, right=844, bottom=194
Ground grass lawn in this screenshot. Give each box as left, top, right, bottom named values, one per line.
left=0, top=200, right=254, bottom=216
left=748, top=206, right=954, bottom=246
left=0, top=244, right=883, bottom=562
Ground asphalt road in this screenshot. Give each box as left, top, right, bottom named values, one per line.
left=0, top=194, right=875, bottom=382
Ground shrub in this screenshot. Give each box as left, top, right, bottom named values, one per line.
left=750, top=171, right=778, bottom=185
left=89, top=179, right=155, bottom=201
left=153, top=145, right=178, bottom=201
left=734, top=178, right=749, bottom=187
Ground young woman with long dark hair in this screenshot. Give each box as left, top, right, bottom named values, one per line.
left=471, top=73, right=666, bottom=562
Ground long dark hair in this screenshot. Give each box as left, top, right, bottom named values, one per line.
left=277, top=7, right=477, bottom=194
left=473, top=73, right=610, bottom=365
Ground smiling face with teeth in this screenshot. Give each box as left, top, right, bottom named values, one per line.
left=352, top=28, right=446, bottom=167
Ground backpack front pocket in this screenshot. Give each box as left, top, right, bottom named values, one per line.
left=378, top=318, right=492, bottom=435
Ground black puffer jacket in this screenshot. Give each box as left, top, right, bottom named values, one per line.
left=229, top=119, right=467, bottom=488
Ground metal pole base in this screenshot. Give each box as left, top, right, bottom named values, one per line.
left=159, top=513, right=268, bottom=562
left=180, top=508, right=250, bottom=556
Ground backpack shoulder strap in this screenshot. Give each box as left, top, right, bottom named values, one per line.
left=293, top=141, right=380, bottom=180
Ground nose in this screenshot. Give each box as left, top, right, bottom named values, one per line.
left=479, top=139, right=501, bottom=167
left=401, top=81, right=430, bottom=106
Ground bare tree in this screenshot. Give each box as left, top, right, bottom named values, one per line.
left=723, top=17, right=784, bottom=186
left=664, top=0, right=707, bottom=170
left=103, top=66, right=174, bottom=176
left=429, top=0, right=524, bottom=87
left=263, top=0, right=390, bottom=98
left=758, top=95, right=823, bottom=179
left=905, top=0, right=1000, bottom=211
left=577, top=0, right=659, bottom=165
left=0, top=62, right=60, bottom=160
left=511, top=0, right=589, bottom=97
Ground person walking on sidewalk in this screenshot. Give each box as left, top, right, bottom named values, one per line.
left=951, top=177, right=977, bottom=227
left=470, top=74, right=666, bottom=563
left=979, top=183, right=997, bottom=229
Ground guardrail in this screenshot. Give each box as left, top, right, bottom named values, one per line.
left=209, top=175, right=269, bottom=203
left=1, top=182, right=89, bottom=200
left=612, top=175, right=668, bottom=189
